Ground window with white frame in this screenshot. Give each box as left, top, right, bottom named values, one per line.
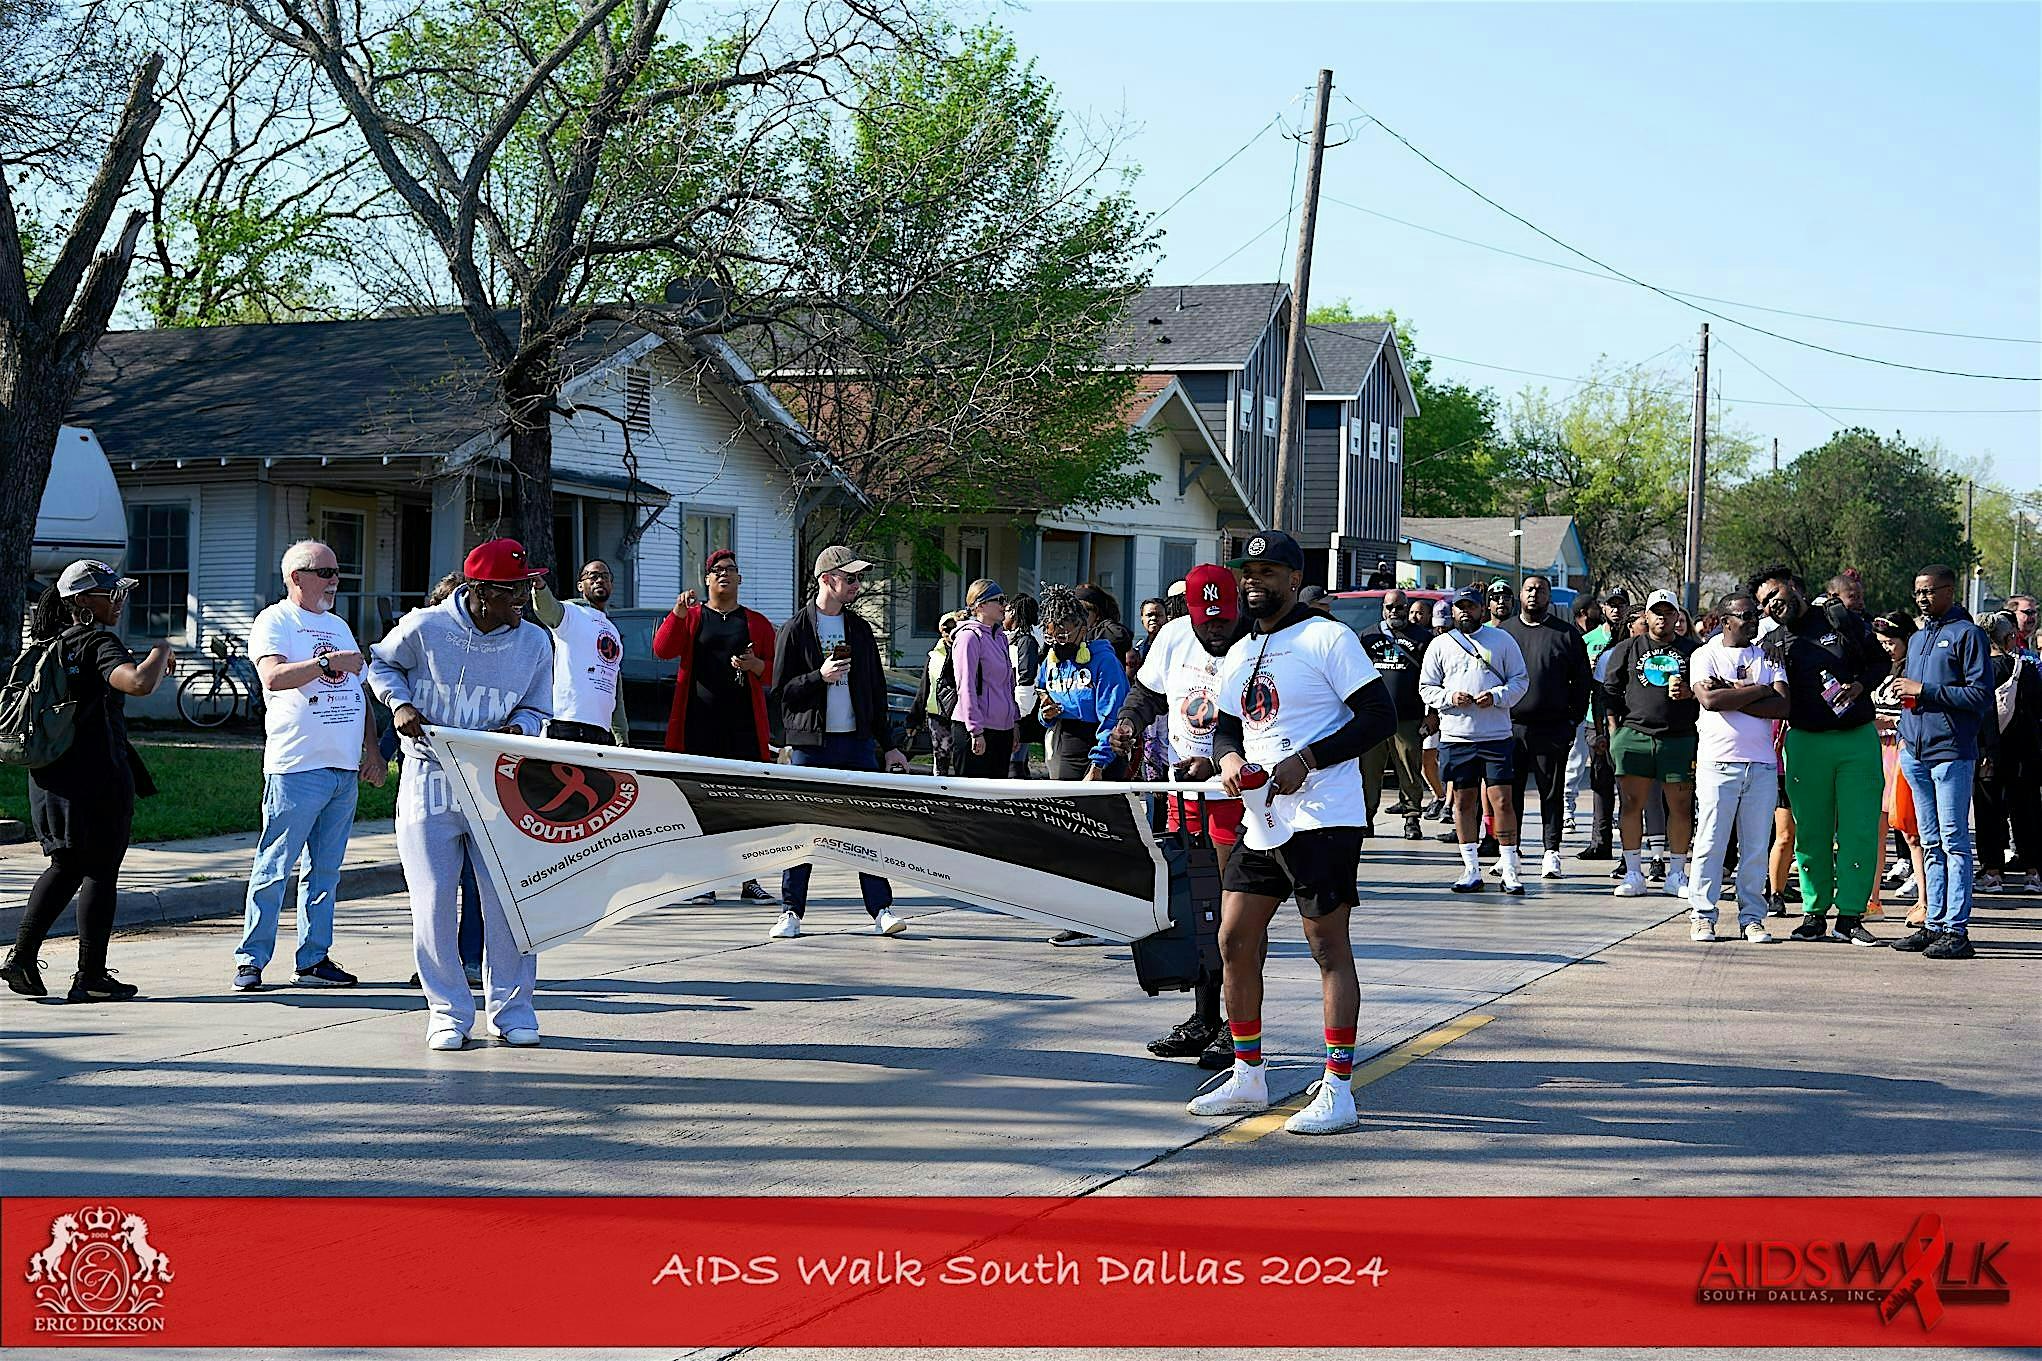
left=683, top=509, right=734, bottom=578
left=1388, top=426, right=1401, bottom=463
left=124, top=503, right=190, bottom=640
left=1349, top=417, right=1363, bottom=457
left=1238, top=383, right=1254, bottom=431
left=1369, top=421, right=1383, bottom=460
left=958, top=527, right=988, bottom=606
left=1262, top=395, right=1278, bottom=437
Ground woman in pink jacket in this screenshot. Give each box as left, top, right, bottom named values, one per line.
left=951, top=578, right=1020, bottom=778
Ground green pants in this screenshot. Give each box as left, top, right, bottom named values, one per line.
left=1363, top=719, right=1427, bottom=824
left=1783, top=723, right=1882, bottom=919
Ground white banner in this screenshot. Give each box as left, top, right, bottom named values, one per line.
left=427, top=728, right=1199, bottom=953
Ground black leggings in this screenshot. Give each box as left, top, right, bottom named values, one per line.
left=949, top=722, right=1015, bottom=778
left=14, top=842, right=128, bottom=975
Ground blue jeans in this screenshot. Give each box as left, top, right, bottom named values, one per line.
left=237, top=767, right=359, bottom=971
left=1900, top=752, right=1976, bottom=935
left=781, top=735, right=891, bottom=919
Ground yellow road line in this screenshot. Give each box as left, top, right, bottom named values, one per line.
left=1219, top=1013, right=1493, bottom=1144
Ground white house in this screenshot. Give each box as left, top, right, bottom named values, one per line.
left=63, top=311, right=857, bottom=712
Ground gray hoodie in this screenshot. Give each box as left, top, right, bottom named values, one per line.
left=367, top=589, right=554, bottom=768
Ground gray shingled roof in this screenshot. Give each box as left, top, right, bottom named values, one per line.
left=1097, top=282, right=1289, bottom=369
left=1404, top=515, right=1580, bottom=571
left=68, top=310, right=634, bottom=465
left=1305, top=322, right=1392, bottom=395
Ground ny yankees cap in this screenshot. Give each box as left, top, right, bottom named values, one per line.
left=1226, top=530, right=1305, bottom=572
left=1183, top=564, right=1239, bottom=621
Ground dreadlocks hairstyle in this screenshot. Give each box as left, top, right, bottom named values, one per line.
left=28, top=584, right=75, bottom=641
left=1006, top=593, right=1039, bottom=631
left=1039, top=584, right=1085, bottom=656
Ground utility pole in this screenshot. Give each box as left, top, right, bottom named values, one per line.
left=1771, top=436, right=1779, bottom=474
left=1272, top=67, right=1333, bottom=537
left=2012, top=507, right=2022, bottom=597
left=1682, top=323, right=1709, bottom=613
left=1511, top=512, right=1524, bottom=590
left=1963, top=479, right=1978, bottom=612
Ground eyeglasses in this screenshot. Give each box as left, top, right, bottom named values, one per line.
left=1724, top=608, right=1759, bottom=620
left=295, top=566, right=341, bottom=579
left=474, top=581, right=534, bottom=598
left=580, top=569, right=613, bottom=581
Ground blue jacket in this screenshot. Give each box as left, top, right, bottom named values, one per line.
left=1036, top=640, right=1129, bottom=770
left=1899, top=606, right=1993, bottom=762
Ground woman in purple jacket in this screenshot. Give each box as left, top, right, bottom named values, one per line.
left=950, top=579, right=1019, bottom=778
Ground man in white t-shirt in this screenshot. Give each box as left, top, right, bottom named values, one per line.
left=232, top=540, right=385, bottom=991
left=532, top=559, right=628, bottom=745
left=1186, top=532, right=1396, bottom=1137
left=1686, top=591, right=1790, bottom=943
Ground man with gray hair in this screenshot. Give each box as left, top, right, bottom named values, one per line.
left=232, top=540, right=384, bottom=991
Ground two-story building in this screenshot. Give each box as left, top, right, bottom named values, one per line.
left=1304, top=321, right=1419, bottom=590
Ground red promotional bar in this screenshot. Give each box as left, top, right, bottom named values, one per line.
left=4, top=1196, right=2037, bottom=1348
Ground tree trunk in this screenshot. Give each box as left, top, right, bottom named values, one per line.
left=0, top=371, right=68, bottom=662
left=501, top=373, right=556, bottom=574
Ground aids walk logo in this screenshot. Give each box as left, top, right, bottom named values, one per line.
left=24, top=1205, right=172, bottom=1334
left=496, top=754, right=640, bottom=844
left=1697, top=1212, right=2014, bottom=1331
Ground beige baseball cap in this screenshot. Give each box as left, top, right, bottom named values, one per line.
left=813, top=545, right=873, bottom=577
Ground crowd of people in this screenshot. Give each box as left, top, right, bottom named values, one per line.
left=5, top=532, right=2034, bottom=1133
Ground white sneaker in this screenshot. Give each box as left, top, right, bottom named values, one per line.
left=1187, top=1062, right=1270, bottom=1116
left=1284, top=1078, right=1360, bottom=1135
left=1662, top=868, right=1689, bottom=898
left=873, top=908, right=908, bottom=936
left=1743, top=923, right=1774, bottom=944
left=1892, top=876, right=1918, bottom=901
left=495, top=1027, right=541, bottom=1047
left=1541, top=850, right=1563, bottom=879
left=768, top=910, right=802, bottom=940
left=1614, top=872, right=1648, bottom=897
left=1690, top=920, right=1716, bottom=942
left=426, top=1030, right=466, bottom=1052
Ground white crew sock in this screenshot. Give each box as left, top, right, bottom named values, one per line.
left=1623, top=848, right=1642, bottom=876
left=1500, top=845, right=1523, bottom=878
left=1670, top=853, right=1689, bottom=877
left=1459, top=843, right=1480, bottom=875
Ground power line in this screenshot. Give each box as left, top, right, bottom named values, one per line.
left=1188, top=204, right=1296, bottom=284
left=1340, top=94, right=2042, bottom=382
left=1412, top=347, right=2042, bottom=414
left=1711, top=335, right=1847, bottom=427
left=1150, top=114, right=1283, bottom=226
left=1322, top=195, right=2042, bottom=346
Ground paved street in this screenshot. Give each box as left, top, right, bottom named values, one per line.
left=5, top=813, right=2036, bottom=1203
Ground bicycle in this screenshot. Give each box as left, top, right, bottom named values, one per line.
left=177, top=635, right=267, bottom=729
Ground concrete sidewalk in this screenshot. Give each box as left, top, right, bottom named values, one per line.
left=0, top=819, right=403, bottom=943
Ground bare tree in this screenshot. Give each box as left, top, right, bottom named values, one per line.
left=1, top=53, right=163, bottom=660
left=230, top=0, right=927, bottom=570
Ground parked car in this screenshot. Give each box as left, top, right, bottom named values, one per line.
left=606, top=608, right=926, bottom=755
left=1322, top=588, right=1452, bottom=636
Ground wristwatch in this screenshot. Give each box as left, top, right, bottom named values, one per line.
left=317, top=654, right=336, bottom=679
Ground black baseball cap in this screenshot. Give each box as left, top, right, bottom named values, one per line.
left=1227, top=530, right=1306, bottom=572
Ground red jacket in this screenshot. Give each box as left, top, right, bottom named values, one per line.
left=651, top=604, right=777, bottom=758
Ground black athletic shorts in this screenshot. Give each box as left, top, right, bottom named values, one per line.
left=1440, top=737, right=1516, bottom=789
left=1221, top=826, right=1365, bottom=918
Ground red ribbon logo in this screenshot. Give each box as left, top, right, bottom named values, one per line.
left=534, top=763, right=599, bottom=817
left=1877, top=1212, right=1946, bottom=1331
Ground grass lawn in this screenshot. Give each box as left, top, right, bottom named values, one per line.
left=0, top=745, right=398, bottom=843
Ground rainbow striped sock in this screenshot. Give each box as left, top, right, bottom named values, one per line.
left=1325, top=1026, right=1356, bottom=1082
left=1228, top=1018, right=1263, bottom=1067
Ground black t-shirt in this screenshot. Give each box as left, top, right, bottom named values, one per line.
left=685, top=606, right=759, bottom=757
left=1360, top=623, right=1428, bottom=721
left=1601, top=633, right=1701, bottom=737
left=1764, top=604, right=1883, bottom=733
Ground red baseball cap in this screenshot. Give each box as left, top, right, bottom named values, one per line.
left=463, top=538, right=547, bottom=583
left=1185, top=563, right=1239, bottom=621
left=706, top=548, right=738, bottom=574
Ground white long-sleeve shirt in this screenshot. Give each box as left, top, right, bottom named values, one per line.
left=1419, top=623, right=1529, bottom=742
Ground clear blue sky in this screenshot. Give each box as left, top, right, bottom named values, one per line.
left=981, top=1, right=2041, bottom=490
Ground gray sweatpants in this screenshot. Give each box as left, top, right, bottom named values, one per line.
left=396, top=762, right=539, bottom=1038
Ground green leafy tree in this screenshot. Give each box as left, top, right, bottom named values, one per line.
left=1508, top=361, right=1752, bottom=594
left=770, top=27, right=1156, bottom=565
left=1708, top=428, right=1973, bottom=612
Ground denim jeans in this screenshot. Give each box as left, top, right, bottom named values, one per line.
left=1900, top=752, right=1976, bottom=934
left=781, top=734, right=892, bottom=919
left=237, top=767, right=359, bottom=971
left=1688, top=760, right=1777, bottom=927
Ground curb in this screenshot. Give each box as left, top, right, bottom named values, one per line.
left=0, top=863, right=409, bottom=945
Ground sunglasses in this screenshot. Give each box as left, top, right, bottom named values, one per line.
left=475, top=580, right=534, bottom=597
left=1724, top=608, right=1759, bottom=620
left=295, top=566, right=341, bottom=579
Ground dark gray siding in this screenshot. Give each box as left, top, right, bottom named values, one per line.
left=1344, top=348, right=1404, bottom=576
left=1300, top=397, right=1343, bottom=551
